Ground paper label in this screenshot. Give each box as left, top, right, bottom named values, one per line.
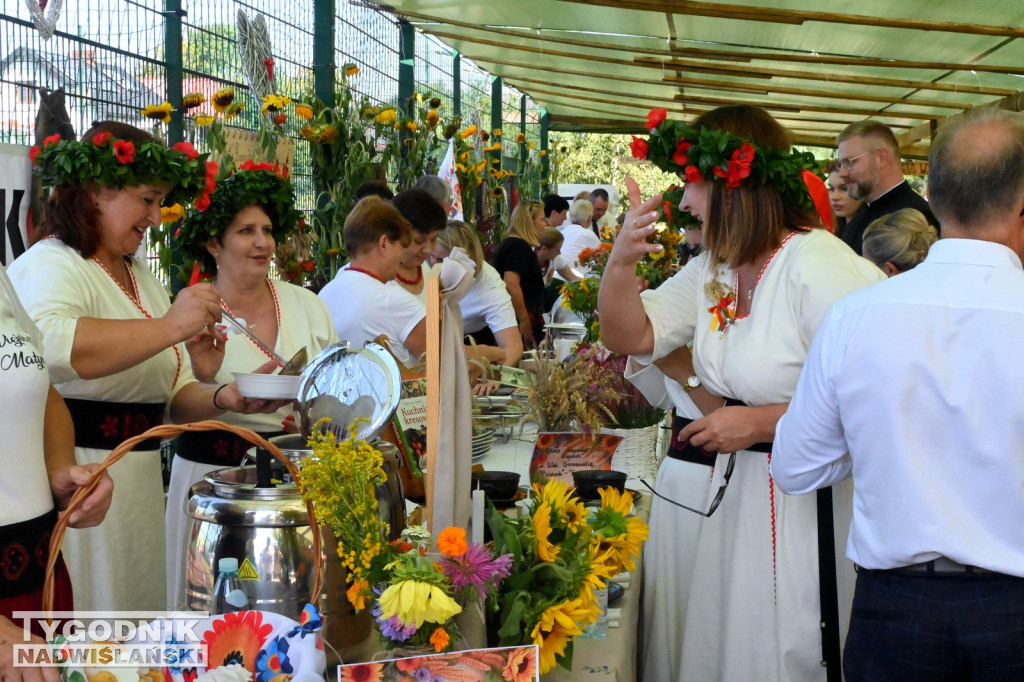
left=529, top=432, right=624, bottom=486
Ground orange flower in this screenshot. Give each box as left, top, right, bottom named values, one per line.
left=503, top=647, right=537, bottom=682
left=346, top=578, right=369, bottom=609
left=436, top=527, right=467, bottom=558
left=430, top=627, right=450, bottom=652
left=339, top=662, right=383, bottom=681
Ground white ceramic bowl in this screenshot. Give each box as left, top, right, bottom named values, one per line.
left=232, top=372, right=301, bottom=400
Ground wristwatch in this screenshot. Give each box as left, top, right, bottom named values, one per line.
left=683, top=375, right=701, bottom=393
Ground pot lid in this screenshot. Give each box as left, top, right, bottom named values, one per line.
left=295, top=341, right=401, bottom=442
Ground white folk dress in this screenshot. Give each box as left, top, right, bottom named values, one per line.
left=164, top=281, right=337, bottom=609
left=635, top=229, right=885, bottom=681
left=9, top=239, right=194, bottom=611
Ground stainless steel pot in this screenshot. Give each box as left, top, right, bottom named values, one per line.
left=185, top=439, right=405, bottom=619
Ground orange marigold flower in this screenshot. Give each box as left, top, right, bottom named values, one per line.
left=436, top=527, right=468, bottom=558
left=430, top=627, right=450, bottom=652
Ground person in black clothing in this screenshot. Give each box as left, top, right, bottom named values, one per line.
left=543, top=193, right=569, bottom=228
left=494, top=199, right=546, bottom=346
left=836, top=120, right=939, bottom=254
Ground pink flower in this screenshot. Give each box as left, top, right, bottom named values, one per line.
left=440, top=543, right=512, bottom=603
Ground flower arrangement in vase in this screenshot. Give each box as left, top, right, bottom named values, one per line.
left=299, top=427, right=512, bottom=654
left=486, top=479, right=649, bottom=674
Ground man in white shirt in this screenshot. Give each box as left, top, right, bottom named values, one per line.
left=555, top=199, right=601, bottom=281
left=772, top=108, right=1024, bottom=679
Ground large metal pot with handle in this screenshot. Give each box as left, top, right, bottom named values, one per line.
left=184, top=342, right=404, bottom=645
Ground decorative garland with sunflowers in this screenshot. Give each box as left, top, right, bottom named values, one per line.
left=30, top=133, right=212, bottom=209
left=631, top=107, right=819, bottom=213
left=175, top=160, right=303, bottom=265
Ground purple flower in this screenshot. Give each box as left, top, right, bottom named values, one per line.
left=440, top=543, right=513, bottom=602
left=413, top=667, right=432, bottom=682
left=371, top=585, right=416, bottom=642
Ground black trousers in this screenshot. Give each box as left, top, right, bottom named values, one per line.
left=845, top=568, right=1024, bottom=681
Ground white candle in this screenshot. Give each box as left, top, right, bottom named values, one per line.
left=471, top=489, right=485, bottom=545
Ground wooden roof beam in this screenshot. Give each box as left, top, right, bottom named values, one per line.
left=671, top=93, right=943, bottom=121
left=559, top=0, right=1024, bottom=39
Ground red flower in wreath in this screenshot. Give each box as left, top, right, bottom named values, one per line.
left=194, top=193, right=211, bottom=212
left=645, top=107, right=667, bottom=132
left=43, top=133, right=61, bottom=147
left=171, top=141, right=199, bottom=161
left=201, top=610, right=274, bottom=671
left=629, top=136, right=648, bottom=160
left=672, top=140, right=692, bottom=167
left=92, top=132, right=114, bottom=147
left=725, top=142, right=755, bottom=188
left=684, top=165, right=704, bottom=183
left=29, top=146, right=41, bottom=165
left=112, top=140, right=135, bottom=164
left=662, top=200, right=674, bottom=223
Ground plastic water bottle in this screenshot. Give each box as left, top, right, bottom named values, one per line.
left=211, top=558, right=248, bottom=614
left=580, top=581, right=608, bottom=639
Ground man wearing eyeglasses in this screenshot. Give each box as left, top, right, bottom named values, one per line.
left=773, top=108, right=1024, bottom=680
left=835, top=120, right=938, bottom=255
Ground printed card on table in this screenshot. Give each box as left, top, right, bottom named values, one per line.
left=337, top=644, right=539, bottom=681
left=529, top=432, right=624, bottom=486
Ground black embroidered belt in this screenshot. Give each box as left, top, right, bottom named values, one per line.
left=174, top=429, right=285, bottom=467
left=666, top=398, right=773, bottom=466
left=64, top=398, right=164, bottom=451
left=0, top=509, right=60, bottom=598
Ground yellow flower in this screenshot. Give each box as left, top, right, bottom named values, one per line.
left=483, top=143, right=502, bottom=153
left=377, top=579, right=462, bottom=627
left=531, top=599, right=592, bottom=674
left=160, top=204, right=184, bottom=224
left=540, top=150, right=548, bottom=157
left=491, top=158, right=500, bottom=165
left=425, top=109, right=439, bottom=128
left=537, top=479, right=572, bottom=518
left=459, top=151, right=470, bottom=163
left=194, top=114, right=215, bottom=127
left=563, top=497, right=589, bottom=533
left=428, top=97, right=442, bottom=109
left=430, top=627, right=450, bottom=652
left=459, top=125, right=477, bottom=139
left=527, top=140, right=536, bottom=150
left=532, top=500, right=559, bottom=562
left=343, top=63, right=360, bottom=77
left=261, top=93, right=292, bottom=115
left=375, top=109, right=398, bottom=125
left=211, top=88, right=235, bottom=112
left=294, top=103, right=314, bottom=120
left=224, top=102, right=244, bottom=120
left=181, top=92, right=205, bottom=111
left=141, top=102, right=173, bottom=124
left=475, top=160, right=487, bottom=173
left=515, top=132, right=526, bottom=143
left=346, top=579, right=369, bottom=610
left=492, top=128, right=502, bottom=137
left=405, top=120, right=419, bottom=132
left=455, top=163, right=466, bottom=173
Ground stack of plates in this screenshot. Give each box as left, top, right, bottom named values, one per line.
left=471, top=428, right=497, bottom=460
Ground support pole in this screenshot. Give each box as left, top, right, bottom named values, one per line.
left=313, top=0, right=336, bottom=108
left=452, top=50, right=461, bottom=118
left=540, top=108, right=550, bottom=191
left=164, top=0, right=184, bottom=146
left=490, top=75, right=502, bottom=170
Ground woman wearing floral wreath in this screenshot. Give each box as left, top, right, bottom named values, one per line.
left=601, top=105, right=885, bottom=681
left=9, top=122, right=285, bottom=611
left=166, top=160, right=338, bottom=609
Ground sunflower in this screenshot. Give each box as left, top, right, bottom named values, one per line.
left=425, top=109, right=439, bottom=128
left=483, top=143, right=502, bottom=153
left=261, top=94, right=292, bottom=115
left=375, top=109, right=397, bottom=125
left=160, top=203, right=184, bottom=224
left=343, top=63, right=360, bottom=78
left=428, top=97, right=442, bottom=109
left=224, top=103, right=244, bottom=120
left=562, top=497, right=589, bottom=533
left=492, top=128, right=502, bottom=137
left=194, top=114, right=215, bottom=127
left=539, top=150, right=548, bottom=157
left=531, top=500, right=558, bottom=561
left=527, top=140, right=536, bottom=150
left=515, top=132, right=526, bottom=143
left=141, top=102, right=173, bottom=124
left=179, top=93, right=204, bottom=112
left=211, top=88, right=235, bottom=112
left=459, top=151, right=470, bottom=163
left=294, top=103, right=314, bottom=120
left=591, top=488, right=649, bottom=572
left=530, top=599, right=592, bottom=674
left=475, top=160, right=488, bottom=173
left=459, top=125, right=477, bottom=139
left=405, top=120, right=419, bottom=132
left=537, top=479, right=573, bottom=519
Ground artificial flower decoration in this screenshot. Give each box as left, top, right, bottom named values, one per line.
left=181, top=92, right=206, bottom=111
left=141, top=101, right=174, bottom=124
left=211, top=88, right=235, bottom=112
left=638, top=106, right=819, bottom=212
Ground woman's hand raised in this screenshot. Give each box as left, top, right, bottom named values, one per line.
left=607, top=176, right=664, bottom=267
left=166, top=283, right=222, bottom=343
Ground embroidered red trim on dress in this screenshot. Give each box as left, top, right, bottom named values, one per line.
left=220, top=279, right=282, bottom=365
left=734, top=231, right=798, bottom=322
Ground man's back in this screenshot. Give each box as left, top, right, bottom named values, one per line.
left=775, top=238, right=1024, bottom=575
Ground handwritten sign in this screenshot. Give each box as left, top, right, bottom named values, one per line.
left=529, top=432, right=623, bottom=486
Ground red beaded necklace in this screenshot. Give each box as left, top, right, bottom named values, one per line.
left=220, top=279, right=282, bottom=364
left=92, top=256, right=181, bottom=386
left=394, top=265, right=423, bottom=285
left=346, top=266, right=384, bottom=283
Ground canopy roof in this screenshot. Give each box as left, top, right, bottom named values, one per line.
left=372, top=0, right=1024, bottom=155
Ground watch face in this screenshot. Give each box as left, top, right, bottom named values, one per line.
left=686, top=375, right=700, bottom=389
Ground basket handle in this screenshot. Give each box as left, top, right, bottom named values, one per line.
left=43, top=420, right=323, bottom=614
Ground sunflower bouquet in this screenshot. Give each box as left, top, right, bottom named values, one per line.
left=299, top=427, right=513, bottom=654
left=486, top=479, right=649, bottom=674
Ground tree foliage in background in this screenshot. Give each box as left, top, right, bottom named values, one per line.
left=550, top=133, right=677, bottom=215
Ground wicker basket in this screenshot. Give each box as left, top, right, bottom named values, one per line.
left=43, top=420, right=323, bottom=612
left=603, top=422, right=665, bottom=480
